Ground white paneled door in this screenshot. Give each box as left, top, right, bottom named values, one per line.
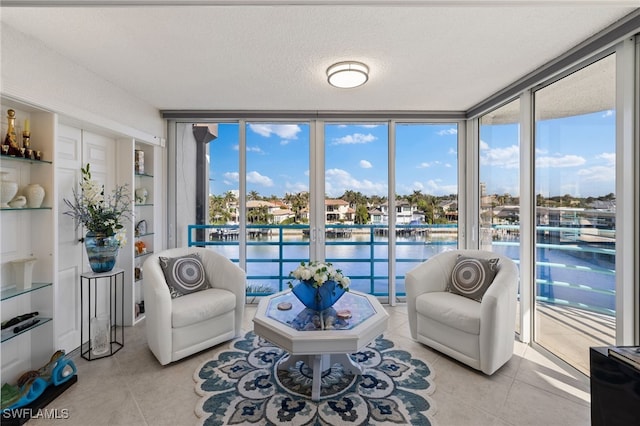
left=56, top=124, right=116, bottom=353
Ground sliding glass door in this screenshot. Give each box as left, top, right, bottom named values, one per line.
left=479, top=99, right=521, bottom=334
left=533, top=54, right=617, bottom=374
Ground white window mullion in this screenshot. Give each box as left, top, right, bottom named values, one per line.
left=615, top=37, right=637, bottom=345
left=310, top=120, right=325, bottom=262
left=388, top=121, right=396, bottom=305
left=519, top=90, right=533, bottom=344
left=238, top=120, right=247, bottom=270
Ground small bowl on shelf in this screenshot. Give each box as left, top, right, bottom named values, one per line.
left=8, top=196, right=27, bottom=208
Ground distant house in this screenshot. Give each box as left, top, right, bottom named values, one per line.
left=271, top=208, right=295, bottom=224
left=325, top=199, right=352, bottom=223
left=369, top=208, right=384, bottom=225
left=380, top=199, right=413, bottom=224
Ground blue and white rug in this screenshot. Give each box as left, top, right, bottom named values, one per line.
left=194, top=331, right=437, bottom=425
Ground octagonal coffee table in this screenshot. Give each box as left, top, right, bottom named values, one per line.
left=253, top=290, right=389, bottom=401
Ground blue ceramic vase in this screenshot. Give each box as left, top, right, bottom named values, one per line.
left=84, top=232, right=119, bottom=273
left=292, top=279, right=346, bottom=312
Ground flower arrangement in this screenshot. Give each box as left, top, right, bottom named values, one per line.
left=288, top=261, right=350, bottom=291
left=63, top=163, right=132, bottom=247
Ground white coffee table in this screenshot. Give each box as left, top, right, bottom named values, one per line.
left=252, top=290, right=389, bottom=401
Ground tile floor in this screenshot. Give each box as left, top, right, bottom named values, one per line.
left=29, top=304, right=591, bottom=426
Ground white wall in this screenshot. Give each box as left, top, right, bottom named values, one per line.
left=0, top=23, right=164, bottom=143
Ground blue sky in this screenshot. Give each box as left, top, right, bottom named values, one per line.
left=209, top=111, right=615, bottom=199
left=481, top=109, right=616, bottom=198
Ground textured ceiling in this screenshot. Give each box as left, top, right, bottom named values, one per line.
left=0, top=2, right=637, bottom=113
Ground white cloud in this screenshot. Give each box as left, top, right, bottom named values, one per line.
left=480, top=144, right=519, bottom=169
left=325, top=168, right=387, bottom=197
left=601, top=110, right=614, bottom=118
left=424, top=179, right=458, bottom=196
left=246, top=171, right=274, bottom=187
left=247, top=146, right=264, bottom=153
left=332, top=133, right=377, bottom=145
left=577, top=165, right=615, bottom=183
left=285, top=181, right=309, bottom=193
left=437, top=128, right=457, bottom=136
left=359, top=124, right=380, bottom=128
left=360, top=160, right=372, bottom=168
left=597, top=152, right=615, bottom=165
left=536, top=154, right=586, bottom=168
left=249, top=124, right=301, bottom=140
left=223, top=172, right=239, bottom=185
left=417, top=161, right=441, bottom=169
left=480, top=140, right=489, bottom=150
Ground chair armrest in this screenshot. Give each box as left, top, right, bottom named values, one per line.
left=405, top=252, right=453, bottom=339
left=405, top=255, right=451, bottom=297
left=142, top=254, right=174, bottom=365
left=197, top=249, right=246, bottom=338
left=479, top=257, right=518, bottom=374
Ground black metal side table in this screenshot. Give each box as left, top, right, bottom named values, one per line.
left=80, top=268, right=124, bottom=360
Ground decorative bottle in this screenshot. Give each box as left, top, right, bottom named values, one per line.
left=3, top=109, right=20, bottom=156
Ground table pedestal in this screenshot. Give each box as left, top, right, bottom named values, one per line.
left=277, top=353, right=364, bottom=401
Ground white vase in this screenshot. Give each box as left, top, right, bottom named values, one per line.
left=10, top=257, right=37, bottom=290
left=0, top=172, right=18, bottom=208
left=25, top=183, right=45, bottom=208
left=91, top=315, right=110, bottom=356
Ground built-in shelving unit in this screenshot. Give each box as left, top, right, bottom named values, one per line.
left=1, top=99, right=56, bottom=384
left=117, top=141, right=162, bottom=326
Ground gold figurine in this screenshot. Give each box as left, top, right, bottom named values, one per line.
left=3, top=109, right=21, bottom=156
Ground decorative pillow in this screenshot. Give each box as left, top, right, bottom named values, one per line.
left=159, top=253, right=210, bottom=299
left=448, top=256, right=499, bottom=302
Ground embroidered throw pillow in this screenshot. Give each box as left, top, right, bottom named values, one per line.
left=449, top=256, right=499, bottom=302
left=159, top=253, right=210, bottom=298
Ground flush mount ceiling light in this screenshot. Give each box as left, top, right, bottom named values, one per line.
left=327, top=61, right=369, bottom=89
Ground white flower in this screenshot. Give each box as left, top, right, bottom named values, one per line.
left=63, top=163, right=132, bottom=238
left=288, top=261, right=350, bottom=291
left=115, top=231, right=127, bottom=248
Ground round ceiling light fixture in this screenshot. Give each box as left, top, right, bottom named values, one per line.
left=327, top=61, right=369, bottom=89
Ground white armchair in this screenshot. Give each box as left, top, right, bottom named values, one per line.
left=143, top=247, right=246, bottom=365
left=405, top=249, right=518, bottom=375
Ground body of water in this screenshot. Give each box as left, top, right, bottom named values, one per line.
left=205, top=230, right=616, bottom=315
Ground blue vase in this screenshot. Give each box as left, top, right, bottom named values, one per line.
left=292, top=280, right=346, bottom=312
left=84, top=232, right=119, bottom=273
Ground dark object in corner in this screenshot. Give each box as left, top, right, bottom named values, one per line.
left=1, top=312, right=39, bottom=330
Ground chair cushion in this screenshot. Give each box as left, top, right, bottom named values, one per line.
left=159, top=253, right=211, bottom=298
left=449, top=256, right=499, bottom=301
left=416, top=291, right=481, bottom=335
left=171, top=288, right=236, bottom=328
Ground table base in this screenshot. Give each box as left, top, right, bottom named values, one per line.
left=277, top=353, right=364, bottom=401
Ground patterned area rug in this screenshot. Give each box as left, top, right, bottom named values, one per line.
left=194, top=331, right=437, bottom=425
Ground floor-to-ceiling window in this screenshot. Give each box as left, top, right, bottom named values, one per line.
left=395, top=123, right=459, bottom=297
left=324, top=122, right=389, bottom=295
left=244, top=122, right=311, bottom=293
left=207, top=123, right=240, bottom=259
left=533, top=54, right=617, bottom=374
left=198, top=118, right=462, bottom=300
left=479, top=99, right=521, bottom=334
